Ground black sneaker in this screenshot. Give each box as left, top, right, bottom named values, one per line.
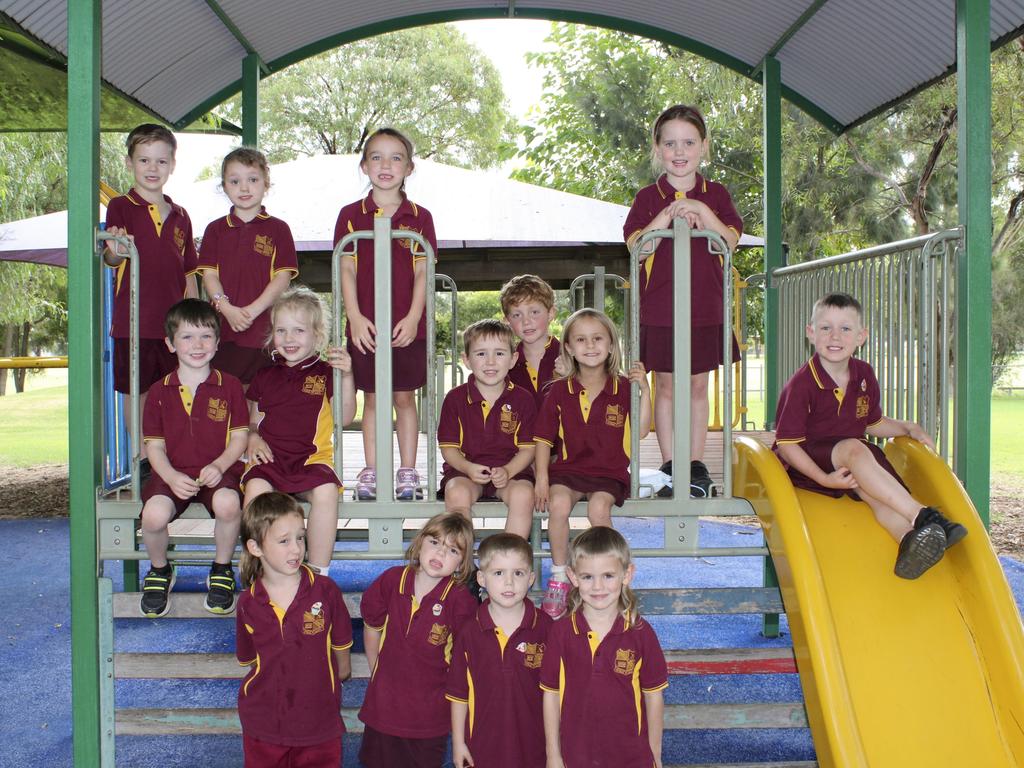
left=690, top=460, right=713, bottom=499
left=204, top=564, right=237, bottom=615
left=894, top=521, right=946, bottom=579
left=657, top=460, right=673, bottom=498
left=916, top=507, right=968, bottom=550
left=140, top=565, right=175, bottom=617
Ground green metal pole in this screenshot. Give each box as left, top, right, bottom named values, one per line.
left=67, top=0, right=103, bottom=764
left=761, top=56, right=784, bottom=429
left=242, top=52, right=261, bottom=146
left=955, top=0, right=992, bottom=525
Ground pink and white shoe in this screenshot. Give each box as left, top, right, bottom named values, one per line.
left=396, top=467, right=421, bottom=500
left=355, top=467, right=376, bottom=500
left=541, top=578, right=570, bottom=618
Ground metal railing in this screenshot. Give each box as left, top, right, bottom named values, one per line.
left=771, top=228, right=961, bottom=463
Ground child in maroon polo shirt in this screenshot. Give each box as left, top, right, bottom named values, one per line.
left=500, top=274, right=567, bottom=410
left=438, top=319, right=538, bottom=537
left=236, top=492, right=353, bottom=767
left=242, top=286, right=356, bottom=578
left=139, top=299, right=247, bottom=617
left=199, top=147, right=297, bottom=385
left=447, top=533, right=552, bottom=768
left=533, top=309, right=652, bottom=618
left=623, top=104, right=743, bottom=499
left=104, top=124, right=199, bottom=457
left=358, top=512, right=477, bottom=768
left=540, top=527, right=667, bottom=768
left=335, top=127, right=436, bottom=502
left=773, top=292, right=967, bottom=579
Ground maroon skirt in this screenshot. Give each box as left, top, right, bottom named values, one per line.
left=358, top=725, right=446, bottom=768
left=348, top=338, right=426, bottom=393
left=548, top=470, right=628, bottom=507
left=210, top=342, right=271, bottom=385
left=778, top=438, right=909, bottom=500
left=242, top=460, right=341, bottom=495
left=640, top=323, right=740, bottom=375
left=439, top=468, right=534, bottom=499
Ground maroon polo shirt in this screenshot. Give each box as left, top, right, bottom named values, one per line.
left=142, top=368, right=247, bottom=477
left=246, top=356, right=335, bottom=476
left=197, top=207, right=298, bottom=348
left=622, top=173, right=742, bottom=328
left=236, top=566, right=353, bottom=746
left=773, top=354, right=883, bottom=450
left=106, top=189, right=199, bottom=339
left=508, top=336, right=562, bottom=409
left=446, top=600, right=552, bottom=768
left=333, top=193, right=436, bottom=341
left=533, top=375, right=634, bottom=487
left=359, top=565, right=477, bottom=738
left=438, top=377, right=537, bottom=472
left=539, top=611, right=668, bottom=768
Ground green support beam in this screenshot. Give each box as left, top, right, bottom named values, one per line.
left=67, top=0, right=103, bottom=765
left=955, top=0, right=992, bottom=524
left=242, top=52, right=260, bottom=146
left=761, top=56, right=784, bottom=428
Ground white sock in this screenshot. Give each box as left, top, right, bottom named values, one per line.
left=309, top=561, right=331, bottom=577
left=550, top=565, right=567, bottom=583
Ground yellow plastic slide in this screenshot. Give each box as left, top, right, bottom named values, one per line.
left=733, top=436, right=1024, bottom=768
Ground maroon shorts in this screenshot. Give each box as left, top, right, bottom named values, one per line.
left=640, top=324, right=740, bottom=375
left=141, top=465, right=242, bottom=518
left=358, top=725, right=446, bottom=768
left=348, top=339, right=426, bottom=393
left=242, top=733, right=341, bottom=768
left=211, top=342, right=271, bottom=385
left=548, top=470, right=628, bottom=508
left=242, top=461, right=341, bottom=495
left=780, top=438, right=909, bottom=500
left=112, top=337, right=178, bottom=394
left=439, top=469, right=534, bottom=499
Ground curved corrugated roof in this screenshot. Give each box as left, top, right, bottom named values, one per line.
left=2, top=1, right=1021, bottom=133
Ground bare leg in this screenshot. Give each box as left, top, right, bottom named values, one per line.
left=498, top=479, right=536, bottom=538
left=303, top=483, right=340, bottom=570
left=547, top=484, right=583, bottom=567
left=123, top=391, right=149, bottom=461
left=140, top=496, right=176, bottom=568
left=210, top=488, right=242, bottom=564
left=654, top=372, right=673, bottom=465
left=832, top=439, right=923, bottom=525
left=444, top=477, right=483, bottom=514
left=242, top=477, right=274, bottom=510
left=854, top=485, right=913, bottom=542
left=393, top=390, right=419, bottom=468
left=690, top=372, right=710, bottom=462
left=586, top=492, right=614, bottom=528
left=362, top=392, right=376, bottom=467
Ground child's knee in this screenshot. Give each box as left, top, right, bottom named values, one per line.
left=690, top=373, right=709, bottom=397
left=393, top=390, right=416, bottom=409
left=211, top=490, right=241, bottom=520
left=141, top=499, right=174, bottom=532
left=309, top=485, right=341, bottom=511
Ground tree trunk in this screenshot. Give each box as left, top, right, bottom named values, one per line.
left=0, top=324, right=12, bottom=396
left=13, top=321, right=30, bottom=393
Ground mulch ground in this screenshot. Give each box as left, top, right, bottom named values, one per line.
left=2, top=464, right=1021, bottom=561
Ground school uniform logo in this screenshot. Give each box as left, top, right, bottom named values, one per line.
left=397, top=223, right=425, bottom=256
left=521, top=642, right=545, bottom=669
left=303, top=601, right=325, bottom=635
left=427, top=623, right=450, bottom=646
left=614, top=648, right=637, bottom=676
left=174, top=226, right=186, bottom=253
left=605, top=404, right=626, bottom=429
left=500, top=404, right=520, bottom=435
left=855, top=395, right=870, bottom=419
left=302, top=375, right=327, bottom=397
left=206, top=398, right=228, bottom=422
left=253, top=234, right=275, bottom=257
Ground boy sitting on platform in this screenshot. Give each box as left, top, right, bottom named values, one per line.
left=139, top=299, right=248, bottom=617
left=438, top=320, right=538, bottom=537
left=773, top=292, right=966, bottom=580
left=501, top=274, right=566, bottom=409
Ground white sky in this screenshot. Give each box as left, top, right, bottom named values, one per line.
left=167, top=18, right=554, bottom=196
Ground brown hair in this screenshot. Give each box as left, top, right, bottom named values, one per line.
left=476, top=532, right=533, bottom=571
left=266, top=285, right=330, bottom=353
left=221, top=146, right=271, bottom=188
left=556, top=308, right=623, bottom=380
left=462, top=319, right=516, bottom=356
left=361, top=128, right=416, bottom=191
left=567, top=526, right=640, bottom=625
left=407, top=512, right=475, bottom=585
left=239, top=492, right=305, bottom=588
left=126, top=123, right=177, bottom=158
left=164, top=298, right=220, bottom=341
left=650, top=104, right=708, bottom=175
left=811, top=292, right=864, bottom=322
left=500, top=274, right=556, bottom=314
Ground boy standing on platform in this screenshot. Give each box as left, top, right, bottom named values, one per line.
left=501, top=275, right=566, bottom=409
left=447, top=533, right=552, bottom=768
left=773, top=292, right=967, bottom=580
left=139, top=299, right=248, bottom=617
left=438, top=320, right=537, bottom=537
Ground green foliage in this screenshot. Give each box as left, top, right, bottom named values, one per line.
left=220, top=25, right=517, bottom=169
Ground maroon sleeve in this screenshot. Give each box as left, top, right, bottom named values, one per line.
left=774, top=373, right=811, bottom=443
left=180, top=211, right=199, bottom=276
left=333, top=204, right=352, bottom=248
left=516, top=393, right=538, bottom=447
left=417, top=208, right=438, bottom=261
left=328, top=581, right=354, bottom=650
left=452, top=587, right=478, bottom=632
left=637, top=621, right=669, bottom=691
left=360, top=567, right=394, bottom=630
left=538, top=618, right=566, bottom=691
left=445, top=629, right=471, bottom=701
left=623, top=188, right=654, bottom=245
left=246, top=367, right=265, bottom=404
left=225, top=375, right=249, bottom=433
left=272, top=219, right=299, bottom=277
left=197, top=219, right=221, bottom=272
left=142, top=382, right=165, bottom=440
left=235, top=593, right=257, bottom=664
left=864, top=364, right=883, bottom=426
left=532, top=383, right=561, bottom=446
left=437, top=389, right=462, bottom=448
left=709, top=182, right=743, bottom=238
left=105, top=195, right=128, bottom=232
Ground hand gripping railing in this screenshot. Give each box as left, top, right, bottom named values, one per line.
left=332, top=217, right=439, bottom=518
left=628, top=217, right=735, bottom=502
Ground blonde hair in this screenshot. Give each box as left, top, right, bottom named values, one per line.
left=477, top=532, right=533, bottom=571
left=462, top=319, right=515, bottom=356
left=265, top=285, right=330, bottom=353
left=556, top=308, right=623, bottom=380
left=568, top=526, right=640, bottom=625
left=407, top=512, right=475, bottom=586
left=239, top=493, right=305, bottom=588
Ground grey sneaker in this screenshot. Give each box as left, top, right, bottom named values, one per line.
left=396, top=467, right=421, bottom=500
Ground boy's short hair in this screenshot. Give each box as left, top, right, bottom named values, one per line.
left=126, top=124, right=177, bottom=158
left=462, top=319, right=516, bottom=356
left=811, top=292, right=864, bottom=322
left=499, top=274, right=556, bottom=314
left=221, top=146, right=271, bottom=188
left=477, top=532, right=533, bottom=571
left=165, top=298, right=220, bottom=340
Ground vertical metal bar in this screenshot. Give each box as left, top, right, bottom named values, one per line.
left=629, top=237, right=641, bottom=499
left=940, top=240, right=954, bottom=461
left=423, top=240, right=437, bottom=503
left=241, top=53, right=261, bottom=147
left=672, top=217, right=692, bottom=504
left=98, top=578, right=114, bottom=767
left=130, top=238, right=141, bottom=500
left=762, top=554, right=781, bottom=638
left=721, top=238, right=733, bottom=497
left=68, top=0, right=103, bottom=763
left=761, top=55, right=784, bottom=428
left=373, top=217, right=395, bottom=501
left=331, top=241, right=344, bottom=492
left=594, top=265, right=606, bottom=314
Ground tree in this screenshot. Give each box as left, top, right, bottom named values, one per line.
left=221, top=25, right=517, bottom=169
